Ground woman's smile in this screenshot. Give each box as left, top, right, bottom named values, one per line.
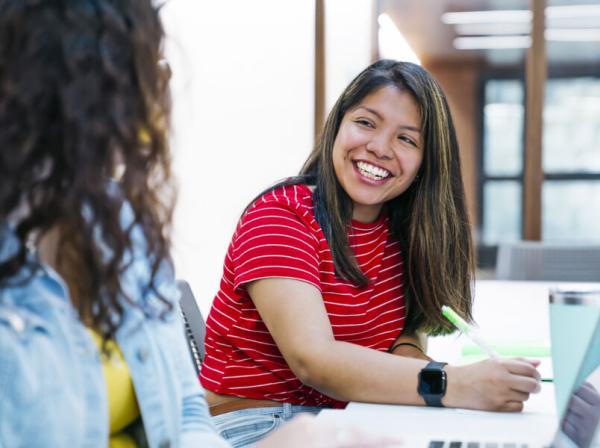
left=354, top=160, right=392, bottom=182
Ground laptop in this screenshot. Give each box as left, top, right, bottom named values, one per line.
left=317, top=310, right=600, bottom=448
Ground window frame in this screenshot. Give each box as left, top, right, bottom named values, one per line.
left=477, top=65, right=600, bottom=268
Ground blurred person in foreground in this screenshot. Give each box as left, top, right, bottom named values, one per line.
left=0, top=1, right=401, bottom=447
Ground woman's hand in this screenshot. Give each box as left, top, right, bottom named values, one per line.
left=256, top=414, right=403, bottom=448
left=444, top=357, right=541, bottom=412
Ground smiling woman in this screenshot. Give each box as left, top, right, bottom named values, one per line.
left=199, top=59, right=542, bottom=448
left=332, top=85, right=423, bottom=223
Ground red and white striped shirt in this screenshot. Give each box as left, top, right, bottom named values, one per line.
left=200, top=184, right=406, bottom=408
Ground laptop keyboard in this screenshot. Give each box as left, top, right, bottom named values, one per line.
left=428, top=442, right=529, bottom=448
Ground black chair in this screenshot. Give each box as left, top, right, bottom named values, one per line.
left=177, top=279, right=206, bottom=375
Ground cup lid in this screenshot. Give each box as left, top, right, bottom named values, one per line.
left=549, top=288, right=600, bottom=306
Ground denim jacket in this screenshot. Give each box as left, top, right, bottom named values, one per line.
left=0, top=214, right=229, bottom=447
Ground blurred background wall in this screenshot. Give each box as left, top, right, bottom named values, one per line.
left=161, top=0, right=600, bottom=314
left=161, top=1, right=315, bottom=315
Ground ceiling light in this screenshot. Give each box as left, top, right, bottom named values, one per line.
left=546, top=28, right=600, bottom=41
left=455, top=23, right=531, bottom=36
left=442, top=10, right=530, bottom=25
left=443, top=5, right=600, bottom=26
left=453, top=29, right=600, bottom=49
left=453, top=36, right=531, bottom=50
left=546, top=4, right=600, bottom=19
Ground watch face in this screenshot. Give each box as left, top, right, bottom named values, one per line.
left=419, top=370, right=447, bottom=395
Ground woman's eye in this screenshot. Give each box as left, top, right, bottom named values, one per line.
left=399, top=135, right=417, bottom=147
left=355, top=119, right=374, bottom=128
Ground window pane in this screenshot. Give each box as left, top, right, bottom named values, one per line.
left=543, top=181, right=600, bottom=243
left=483, top=80, right=524, bottom=176
left=482, top=181, right=522, bottom=244
left=543, top=78, right=600, bottom=173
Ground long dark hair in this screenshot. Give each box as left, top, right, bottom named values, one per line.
left=256, top=60, right=473, bottom=335
left=0, top=0, right=174, bottom=339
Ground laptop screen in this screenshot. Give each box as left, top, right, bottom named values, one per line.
left=552, top=316, right=600, bottom=448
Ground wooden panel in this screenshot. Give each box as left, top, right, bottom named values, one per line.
left=315, top=0, right=326, bottom=141
left=523, top=0, right=546, bottom=241
left=370, top=0, right=379, bottom=63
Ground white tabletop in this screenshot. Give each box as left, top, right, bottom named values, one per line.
left=316, top=280, right=600, bottom=447
left=318, top=385, right=556, bottom=447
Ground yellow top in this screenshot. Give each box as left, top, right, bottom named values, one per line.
left=89, top=330, right=141, bottom=448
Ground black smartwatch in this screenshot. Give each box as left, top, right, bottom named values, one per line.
left=417, top=361, right=447, bottom=407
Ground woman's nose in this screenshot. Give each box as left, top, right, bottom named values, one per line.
left=366, top=134, right=392, bottom=159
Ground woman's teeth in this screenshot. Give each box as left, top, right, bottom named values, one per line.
left=356, top=161, right=390, bottom=181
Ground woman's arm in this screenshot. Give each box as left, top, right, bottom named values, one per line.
left=250, top=277, right=426, bottom=404
left=248, top=277, right=541, bottom=411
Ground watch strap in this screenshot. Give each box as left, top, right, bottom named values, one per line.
left=424, top=361, right=447, bottom=371
left=419, top=361, right=448, bottom=407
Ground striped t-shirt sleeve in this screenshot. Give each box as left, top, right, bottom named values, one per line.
left=231, top=202, right=321, bottom=291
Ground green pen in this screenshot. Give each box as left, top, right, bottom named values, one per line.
left=441, top=305, right=500, bottom=358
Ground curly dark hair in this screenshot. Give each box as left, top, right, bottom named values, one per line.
left=0, top=0, right=175, bottom=339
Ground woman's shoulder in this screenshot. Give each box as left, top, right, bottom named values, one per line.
left=247, top=183, right=314, bottom=215
left=0, top=297, right=102, bottom=447
left=235, top=183, right=321, bottom=242
left=0, top=294, right=75, bottom=409
left=0, top=261, right=73, bottom=333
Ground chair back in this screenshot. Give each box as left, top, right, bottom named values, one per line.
left=496, top=241, right=600, bottom=282
left=177, top=280, right=206, bottom=374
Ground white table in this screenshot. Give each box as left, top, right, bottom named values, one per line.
left=317, top=280, right=600, bottom=447
left=318, top=384, right=556, bottom=447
